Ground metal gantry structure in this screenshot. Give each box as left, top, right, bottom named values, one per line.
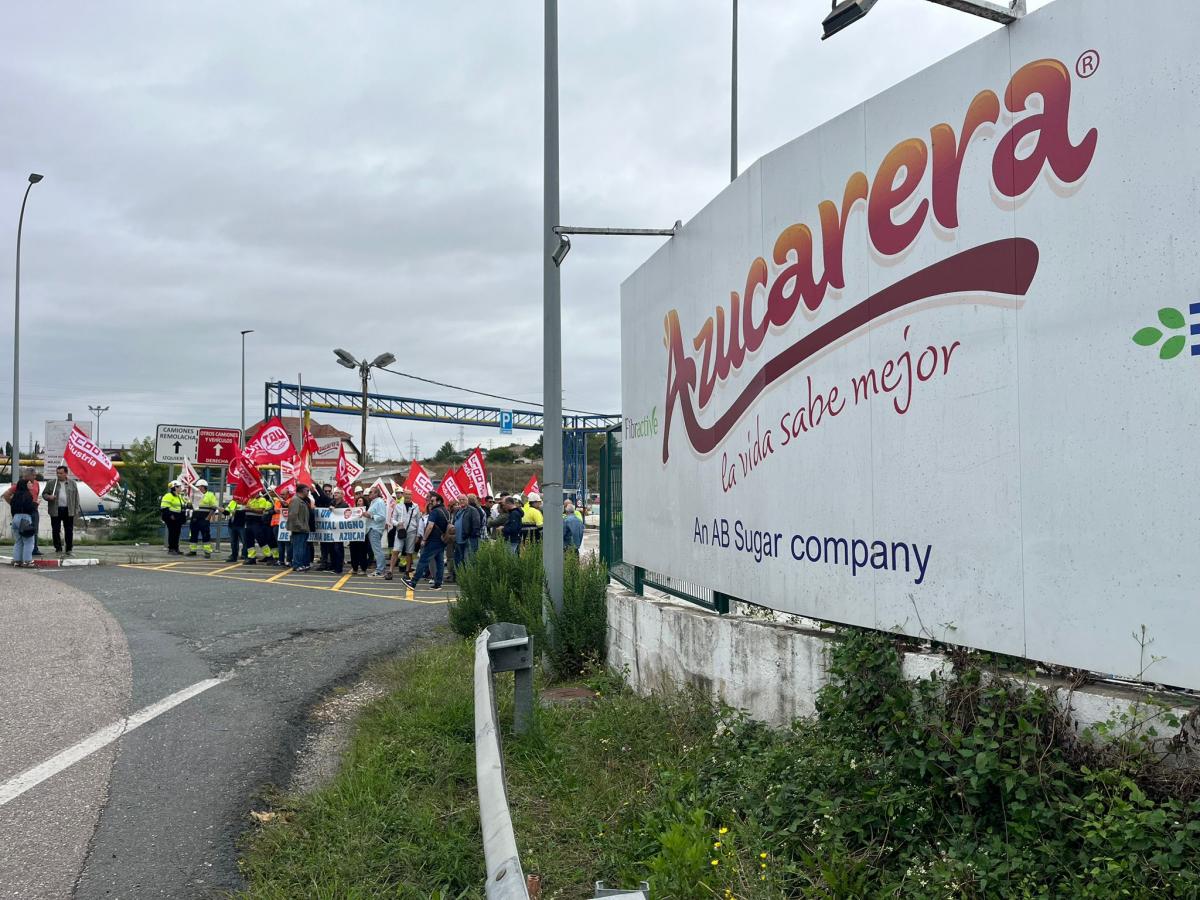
left=264, top=381, right=619, bottom=502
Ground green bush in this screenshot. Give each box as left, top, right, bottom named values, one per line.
left=546, top=551, right=608, bottom=677
left=449, top=542, right=608, bottom=679
left=631, top=629, right=1200, bottom=898
left=449, top=539, right=544, bottom=642
left=112, top=437, right=169, bottom=541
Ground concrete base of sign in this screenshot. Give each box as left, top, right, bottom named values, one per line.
left=0, top=556, right=100, bottom=568
left=606, top=587, right=1198, bottom=750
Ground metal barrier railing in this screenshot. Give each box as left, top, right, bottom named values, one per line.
left=474, top=624, right=533, bottom=900
left=473, top=624, right=652, bottom=900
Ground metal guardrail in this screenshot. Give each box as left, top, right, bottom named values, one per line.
left=473, top=624, right=651, bottom=900
left=474, top=624, right=533, bottom=900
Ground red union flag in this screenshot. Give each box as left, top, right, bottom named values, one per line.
left=244, top=416, right=296, bottom=465
left=334, top=444, right=364, bottom=505
left=462, top=448, right=488, bottom=497
left=301, top=426, right=320, bottom=458
left=402, top=461, right=434, bottom=512
left=276, top=454, right=312, bottom=500
left=229, top=449, right=265, bottom=503
left=437, top=469, right=464, bottom=504
left=64, top=426, right=121, bottom=497
left=523, top=474, right=540, bottom=497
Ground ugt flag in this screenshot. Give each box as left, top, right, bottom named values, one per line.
left=64, top=426, right=121, bottom=497
left=229, top=449, right=265, bottom=502
left=243, top=416, right=296, bottom=465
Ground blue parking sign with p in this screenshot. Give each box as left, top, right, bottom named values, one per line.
left=500, top=411, right=513, bottom=434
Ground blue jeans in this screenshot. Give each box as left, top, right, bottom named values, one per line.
left=11, top=514, right=34, bottom=563
left=291, top=532, right=310, bottom=569
left=454, top=536, right=480, bottom=566
left=412, top=539, right=445, bottom=587
left=367, top=528, right=387, bottom=574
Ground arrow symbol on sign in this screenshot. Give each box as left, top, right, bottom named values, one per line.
left=213, top=444, right=223, bottom=457
left=173, top=441, right=182, bottom=454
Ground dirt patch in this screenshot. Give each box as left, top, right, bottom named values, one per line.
left=289, top=676, right=387, bottom=794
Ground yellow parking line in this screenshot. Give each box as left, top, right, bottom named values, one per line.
left=266, top=568, right=291, bottom=582
left=156, top=561, right=182, bottom=570
left=208, top=562, right=242, bottom=576
left=406, top=585, right=414, bottom=602
left=116, top=562, right=453, bottom=604
left=331, top=573, right=351, bottom=591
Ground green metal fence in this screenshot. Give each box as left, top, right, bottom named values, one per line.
left=600, top=427, right=729, bottom=614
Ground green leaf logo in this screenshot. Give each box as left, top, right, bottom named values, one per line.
left=1160, top=335, right=1186, bottom=360
left=1158, top=307, right=1186, bottom=330
left=1133, top=327, right=1163, bottom=347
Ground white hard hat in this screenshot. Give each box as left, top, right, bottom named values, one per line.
left=195, top=479, right=208, bottom=487
left=168, top=480, right=179, bottom=487
left=527, top=492, right=542, bottom=503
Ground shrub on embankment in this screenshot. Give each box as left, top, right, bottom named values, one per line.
left=449, top=540, right=607, bottom=677
left=626, top=629, right=1200, bottom=898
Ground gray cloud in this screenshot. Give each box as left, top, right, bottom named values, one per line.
left=0, top=0, right=1048, bottom=460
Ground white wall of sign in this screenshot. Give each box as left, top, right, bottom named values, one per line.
left=620, top=0, right=1200, bottom=689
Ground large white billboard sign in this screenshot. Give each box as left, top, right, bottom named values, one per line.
left=620, top=0, right=1200, bottom=689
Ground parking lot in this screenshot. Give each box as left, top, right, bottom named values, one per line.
left=118, top=556, right=457, bottom=604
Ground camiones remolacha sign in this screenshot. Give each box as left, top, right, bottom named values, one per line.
left=620, top=0, right=1200, bottom=689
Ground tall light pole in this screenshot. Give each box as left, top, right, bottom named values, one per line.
left=240, top=329, right=254, bottom=437
left=12, top=173, right=43, bottom=477
left=88, top=405, right=110, bottom=447
left=333, top=349, right=395, bottom=465
left=731, top=0, right=738, bottom=182
left=545, top=0, right=565, bottom=622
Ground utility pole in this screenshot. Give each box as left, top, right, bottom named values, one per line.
left=13, top=173, right=43, bottom=477
left=88, top=405, right=110, bottom=448
left=333, top=349, right=395, bottom=466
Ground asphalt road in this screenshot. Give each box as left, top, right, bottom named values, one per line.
left=0, top=559, right=451, bottom=898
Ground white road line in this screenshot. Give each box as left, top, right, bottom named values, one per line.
left=0, top=673, right=233, bottom=808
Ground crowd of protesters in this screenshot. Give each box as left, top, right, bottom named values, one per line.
left=153, top=477, right=587, bottom=590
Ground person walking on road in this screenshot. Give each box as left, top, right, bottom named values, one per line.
left=188, top=479, right=219, bottom=558
left=4, top=477, right=38, bottom=567
left=43, top=465, right=81, bottom=557
left=365, top=485, right=389, bottom=577
left=287, top=483, right=313, bottom=571
left=160, top=481, right=185, bottom=555
left=404, top=493, right=449, bottom=590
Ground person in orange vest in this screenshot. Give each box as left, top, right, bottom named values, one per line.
left=271, top=492, right=287, bottom=567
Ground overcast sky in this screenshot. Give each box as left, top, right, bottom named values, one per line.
left=0, top=0, right=1050, bottom=458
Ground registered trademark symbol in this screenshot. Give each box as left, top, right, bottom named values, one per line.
left=1077, top=49, right=1100, bottom=78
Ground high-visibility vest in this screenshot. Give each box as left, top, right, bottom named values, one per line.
left=522, top=504, right=544, bottom=527
left=246, top=497, right=273, bottom=518
left=271, top=499, right=282, bottom=527
left=160, top=491, right=183, bottom=513
left=193, top=491, right=218, bottom=518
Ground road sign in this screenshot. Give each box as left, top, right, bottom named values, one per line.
left=44, top=419, right=91, bottom=476
left=155, top=424, right=198, bottom=464
left=500, top=411, right=513, bottom=435
left=197, top=428, right=241, bottom=466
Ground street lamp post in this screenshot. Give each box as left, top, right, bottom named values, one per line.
left=731, top=0, right=738, bottom=182
left=88, top=405, right=110, bottom=448
left=12, top=173, right=43, bottom=478
left=333, top=349, right=395, bottom=465
left=240, top=329, right=254, bottom=437
left=545, top=0, right=565, bottom=623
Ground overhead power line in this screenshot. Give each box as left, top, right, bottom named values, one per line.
left=374, top=365, right=607, bottom=417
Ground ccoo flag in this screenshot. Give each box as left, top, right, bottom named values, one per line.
left=64, top=426, right=121, bottom=497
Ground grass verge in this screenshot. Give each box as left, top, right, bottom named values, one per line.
left=236, top=634, right=716, bottom=899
